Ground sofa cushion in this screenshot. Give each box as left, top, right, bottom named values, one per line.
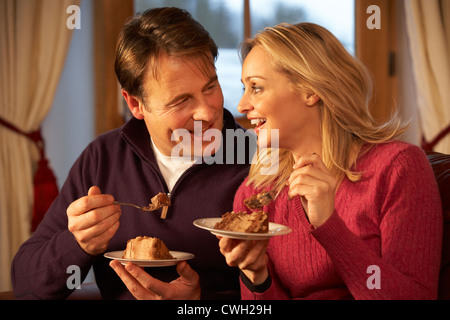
left=427, top=152, right=450, bottom=300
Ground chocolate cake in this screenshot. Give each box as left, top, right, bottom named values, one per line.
left=244, top=191, right=274, bottom=209
left=122, top=236, right=173, bottom=260
left=144, top=192, right=171, bottom=211
left=214, top=211, right=269, bottom=233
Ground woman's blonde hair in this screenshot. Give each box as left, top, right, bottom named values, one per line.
left=243, top=23, right=407, bottom=192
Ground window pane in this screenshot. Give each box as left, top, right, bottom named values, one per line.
left=250, top=0, right=355, bottom=54
left=133, top=1, right=355, bottom=118
left=134, top=0, right=244, bottom=116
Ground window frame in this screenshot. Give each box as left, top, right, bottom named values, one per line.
left=93, top=0, right=134, bottom=137
left=95, top=0, right=396, bottom=133
left=355, top=0, right=398, bottom=124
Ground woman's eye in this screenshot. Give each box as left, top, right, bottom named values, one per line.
left=252, top=86, right=262, bottom=93
left=242, top=84, right=262, bottom=94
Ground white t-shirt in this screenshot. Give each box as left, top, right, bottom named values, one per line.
left=150, top=139, right=197, bottom=192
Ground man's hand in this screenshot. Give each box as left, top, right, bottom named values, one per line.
left=67, top=186, right=121, bottom=256
left=109, top=260, right=201, bottom=300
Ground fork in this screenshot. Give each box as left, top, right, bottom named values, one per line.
left=244, top=175, right=291, bottom=209
left=113, top=192, right=171, bottom=218
left=113, top=201, right=154, bottom=212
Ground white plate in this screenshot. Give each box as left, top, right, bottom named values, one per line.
left=104, top=250, right=195, bottom=267
left=193, top=218, right=292, bottom=240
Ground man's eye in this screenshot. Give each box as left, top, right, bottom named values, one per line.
left=173, top=98, right=189, bottom=107
left=204, top=83, right=217, bottom=93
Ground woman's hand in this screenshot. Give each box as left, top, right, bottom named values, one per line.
left=218, top=237, right=269, bottom=285
left=288, top=153, right=338, bottom=228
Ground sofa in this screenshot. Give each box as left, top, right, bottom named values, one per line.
left=427, top=152, right=450, bottom=300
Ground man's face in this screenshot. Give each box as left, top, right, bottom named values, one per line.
left=138, top=54, right=224, bottom=157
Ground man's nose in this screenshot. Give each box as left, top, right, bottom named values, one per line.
left=192, top=98, right=215, bottom=122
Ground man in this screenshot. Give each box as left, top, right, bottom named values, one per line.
left=11, top=7, right=250, bottom=300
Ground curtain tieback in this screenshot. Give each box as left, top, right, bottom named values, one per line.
left=0, top=116, right=59, bottom=232
left=422, top=124, right=450, bottom=152
left=0, top=116, right=43, bottom=147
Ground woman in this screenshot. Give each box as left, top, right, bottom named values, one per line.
left=219, top=23, right=442, bottom=299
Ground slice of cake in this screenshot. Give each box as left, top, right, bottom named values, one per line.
left=123, top=236, right=174, bottom=260
left=244, top=191, right=274, bottom=209
left=144, top=193, right=171, bottom=211
left=214, top=211, right=269, bottom=233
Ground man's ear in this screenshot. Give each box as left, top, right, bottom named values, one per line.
left=305, top=93, right=320, bottom=107
left=122, top=89, right=145, bottom=120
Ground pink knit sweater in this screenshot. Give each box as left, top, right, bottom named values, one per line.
left=234, top=142, right=443, bottom=300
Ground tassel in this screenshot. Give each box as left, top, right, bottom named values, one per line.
left=31, top=157, right=59, bottom=232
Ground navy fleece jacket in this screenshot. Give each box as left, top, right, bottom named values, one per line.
left=11, top=109, right=250, bottom=300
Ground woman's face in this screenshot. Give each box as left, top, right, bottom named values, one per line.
left=238, top=45, right=321, bottom=155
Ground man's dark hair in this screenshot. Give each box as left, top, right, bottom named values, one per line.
left=115, top=7, right=218, bottom=102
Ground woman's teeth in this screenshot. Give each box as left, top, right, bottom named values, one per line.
left=250, top=118, right=267, bottom=126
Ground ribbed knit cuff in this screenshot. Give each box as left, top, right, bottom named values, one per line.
left=239, top=270, right=272, bottom=293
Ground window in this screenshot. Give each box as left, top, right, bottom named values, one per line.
left=134, top=0, right=243, bottom=117
left=134, top=0, right=355, bottom=117
left=249, top=0, right=355, bottom=54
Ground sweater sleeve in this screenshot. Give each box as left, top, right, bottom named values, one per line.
left=239, top=259, right=291, bottom=300
left=11, top=145, right=98, bottom=299
left=311, top=145, right=443, bottom=299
